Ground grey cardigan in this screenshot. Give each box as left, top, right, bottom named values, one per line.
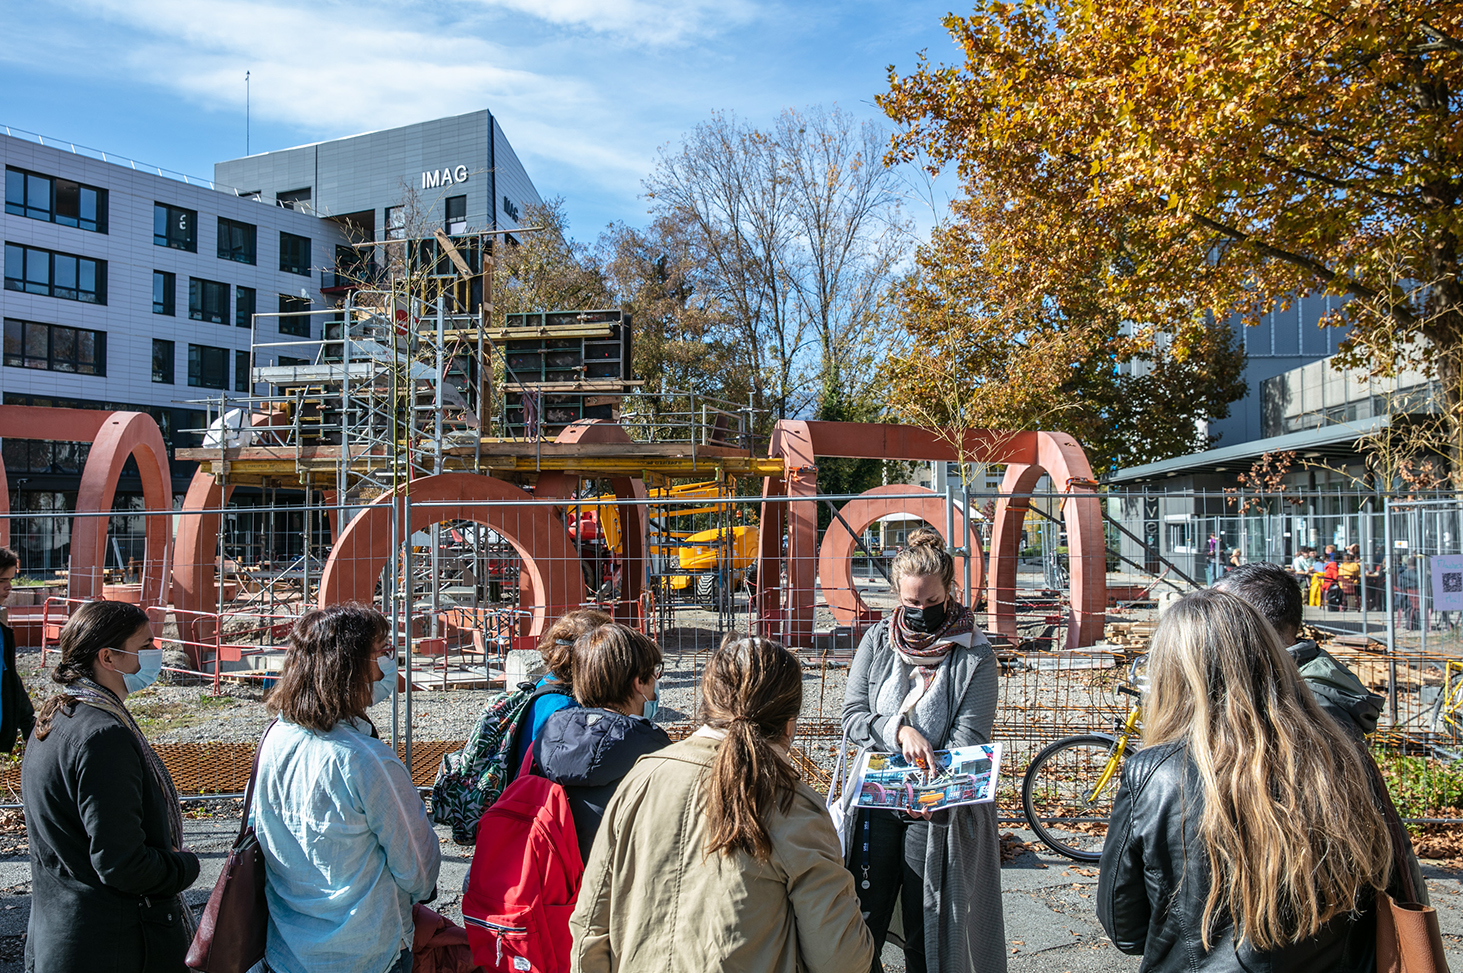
left=842, top=620, right=1007, bottom=973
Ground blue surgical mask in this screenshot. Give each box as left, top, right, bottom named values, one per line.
left=373, top=654, right=398, bottom=706
left=641, top=688, right=659, bottom=723
left=110, top=647, right=163, bottom=694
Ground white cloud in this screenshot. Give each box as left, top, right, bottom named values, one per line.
left=20, top=0, right=674, bottom=194
left=464, top=0, right=759, bottom=45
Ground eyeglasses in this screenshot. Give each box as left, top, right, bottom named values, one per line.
left=652, top=663, right=664, bottom=679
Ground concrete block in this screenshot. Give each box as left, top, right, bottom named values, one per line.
left=505, top=648, right=546, bottom=687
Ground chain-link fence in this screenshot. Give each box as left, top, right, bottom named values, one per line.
left=3, top=483, right=1463, bottom=824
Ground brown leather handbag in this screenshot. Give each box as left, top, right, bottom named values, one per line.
left=1374, top=761, right=1450, bottom=973
left=186, top=721, right=277, bottom=973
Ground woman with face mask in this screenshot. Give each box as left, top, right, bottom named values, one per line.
left=23, top=600, right=199, bottom=973
left=842, top=527, right=1006, bottom=973
left=531, top=622, right=672, bottom=862
left=252, top=603, right=441, bottom=973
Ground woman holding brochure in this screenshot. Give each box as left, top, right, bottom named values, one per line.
left=842, top=528, right=1005, bottom=973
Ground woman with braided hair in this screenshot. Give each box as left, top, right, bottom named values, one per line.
left=843, top=527, right=1005, bottom=973
left=22, top=600, right=200, bottom=973
left=569, top=634, right=873, bottom=972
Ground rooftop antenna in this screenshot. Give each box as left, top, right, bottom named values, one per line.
left=245, top=70, right=251, bottom=155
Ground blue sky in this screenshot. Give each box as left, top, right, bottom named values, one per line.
left=1, top=0, right=967, bottom=242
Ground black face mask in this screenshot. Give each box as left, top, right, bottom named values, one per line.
left=903, top=601, right=947, bottom=634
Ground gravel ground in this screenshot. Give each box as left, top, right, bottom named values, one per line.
left=9, top=570, right=1127, bottom=787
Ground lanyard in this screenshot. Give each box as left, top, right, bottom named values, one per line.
left=860, top=812, right=871, bottom=889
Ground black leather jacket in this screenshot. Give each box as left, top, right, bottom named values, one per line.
left=1097, top=742, right=1393, bottom=973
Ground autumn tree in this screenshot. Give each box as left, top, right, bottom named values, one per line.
left=645, top=106, right=910, bottom=426
left=493, top=198, right=611, bottom=319
left=883, top=205, right=1248, bottom=475
left=880, top=0, right=1463, bottom=469
left=596, top=213, right=746, bottom=439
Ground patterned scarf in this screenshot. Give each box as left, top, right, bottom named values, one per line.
left=67, top=678, right=198, bottom=936
left=890, top=601, right=976, bottom=718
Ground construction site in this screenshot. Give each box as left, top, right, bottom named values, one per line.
left=0, top=229, right=1461, bottom=842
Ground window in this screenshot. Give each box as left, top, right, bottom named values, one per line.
left=187, top=344, right=229, bottom=389
left=385, top=206, right=406, bottom=240
left=279, top=356, right=310, bottom=367
left=4, top=244, right=106, bottom=304
left=5, top=168, right=107, bottom=232
left=278, top=294, right=311, bottom=337
left=152, top=339, right=175, bottom=384
left=235, top=286, right=256, bottom=328
left=279, top=232, right=310, bottom=275
left=154, top=203, right=197, bottom=251
left=217, top=218, right=256, bottom=264
left=188, top=278, right=229, bottom=324
left=276, top=187, right=311, bottom=211
left=236, top=350, right=251, bottom=392
left=445, top=195, right=466, bottom=234
left=152, top=271, right=175, bottom=316
left=4, top=319, right=105, bottom=375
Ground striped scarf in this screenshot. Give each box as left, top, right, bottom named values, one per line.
left=67, top=678, right=198, bottom=936
left=890, top=601, right=976, bottom=718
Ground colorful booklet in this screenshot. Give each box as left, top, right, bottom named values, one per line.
left=851, top=743, right=1001, bottom=811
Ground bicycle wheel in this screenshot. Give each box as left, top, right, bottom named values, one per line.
left=1022, top=734, right=1127, bottom=862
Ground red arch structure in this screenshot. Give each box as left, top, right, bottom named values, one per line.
left=0, top=407, right=172, bottom=608
left=817, top=484, right=985, bottom=627
left=533, top=420, right=648, bottom=624
left=172, top=411, right=301, bottom=665
left=757, top=421, right=1103, bottom=651
left=318, top=472, right=583, bottom=640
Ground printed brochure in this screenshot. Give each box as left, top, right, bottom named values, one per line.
left=851, top=743, right=1001, bottom=811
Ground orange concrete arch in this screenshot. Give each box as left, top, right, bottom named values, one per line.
left=988, top=457, right=1105, bottom=651
left=173, top=411, right=294, bottom=663
left=818, top=485, right=985, bottom=626
left=0, top=407, right=116, bottom=550
left=758, top=421, right=1104, bottom=651
left=319, top=472, right=582, bottom=639
left=67, top=412, right=173, bottom=609
left=533, top=420, right=647, bottom=624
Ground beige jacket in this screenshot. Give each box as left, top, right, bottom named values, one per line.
left=569, top=734, right=875, bottom=973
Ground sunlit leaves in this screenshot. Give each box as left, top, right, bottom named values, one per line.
left=879, top=0, right=1463, bottom=465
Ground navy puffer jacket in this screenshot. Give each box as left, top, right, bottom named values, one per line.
left=533, top=707, right=671, bottom=862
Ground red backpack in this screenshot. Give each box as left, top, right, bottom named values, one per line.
left=462, top=758, right=583, bottom=973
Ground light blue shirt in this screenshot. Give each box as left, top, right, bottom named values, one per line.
left=253, top=718, right=442, bottom=973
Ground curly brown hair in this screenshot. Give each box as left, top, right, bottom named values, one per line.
left=536, top=608, right=611, bottom=687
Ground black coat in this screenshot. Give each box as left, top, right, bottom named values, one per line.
left=533, top=707, right=671, bottom=862
left=1, top=622, right=34, bottom=753
left=1098, top=742, right=1394, bottom=973
left=22, top=699, right=200, bottom=973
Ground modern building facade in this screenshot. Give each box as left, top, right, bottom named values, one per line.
left=214, top=110, right=543, bottom=252
left=1, top=129, right=352, bottom=567
left=2, top=129, right=351, bottom=431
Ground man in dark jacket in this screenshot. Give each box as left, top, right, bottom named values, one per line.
left=1213, top=562, right=1383, bottom=739
left=0, top=546, right=35, bottom=753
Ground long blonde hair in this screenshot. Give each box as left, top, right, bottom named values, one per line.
left=1143, top=589, right=1392, bottom=950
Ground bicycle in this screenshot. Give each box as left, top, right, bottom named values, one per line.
left=1422, top=659, right=1463, bottom=761
left=1021, top=657, right=1144, bottom=862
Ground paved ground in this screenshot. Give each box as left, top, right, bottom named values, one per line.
left=1, top=810, right=1458, bottom=972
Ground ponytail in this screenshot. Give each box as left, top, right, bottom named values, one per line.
left=702, top=636, right=803, bottom=862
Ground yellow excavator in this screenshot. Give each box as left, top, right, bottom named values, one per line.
left=565, top=480, right=759, bottom=608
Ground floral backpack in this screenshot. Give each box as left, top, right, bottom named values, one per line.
left=430, top=681, right=569, bottom=845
